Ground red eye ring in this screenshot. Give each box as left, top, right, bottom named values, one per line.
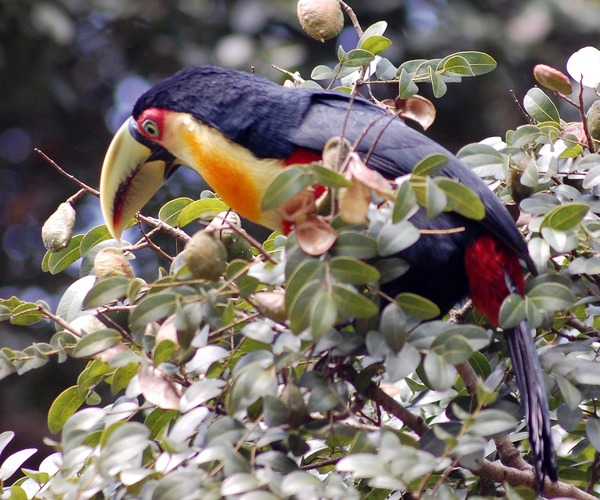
left=141, top=119, right=160, bottom=138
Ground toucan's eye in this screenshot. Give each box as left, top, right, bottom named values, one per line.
left=142, top=119, right=160, bottom=138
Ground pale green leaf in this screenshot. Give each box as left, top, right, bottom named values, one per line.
left=47, top=386, right=86, bottom=434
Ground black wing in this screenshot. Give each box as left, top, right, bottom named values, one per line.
left=290, top=92, right=533, bottom=271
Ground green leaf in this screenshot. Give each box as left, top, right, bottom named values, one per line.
left=456, top=143, right=506, bottom=173
left=0, top=305, right=10, bottom=322
left=586, top=418, right=600, bottom=452
left=470, top=409, right=517, bottom=438
left=439, top=51, right=496, bottom=76
left=82, top=276, right=130, bottom=309
left=77, top=358, right=111, bottom=395
left=310, top=289, right=337, bottom=339
left=555, top=374, right=582, bottom=411
left=310, top=164, right=352, bottom=188
left=359, top=35, right=392, bottom=56
left=398, top=68, right=419, bottom=99
left=378, top=221, right=420, bottom=256
left=311, top=65, right=336, bottom=80
left=0, top=449, right=37, bottom=482
left=358, top=20, right=388, bottom=44
left=523, top=87, right=560, bottom=123
left=144, top=408, right=178, bottom=439
left=152, top=471, right=206, bottom=499
left=9, top=302, right=43, bottom=326
left=376, top=57, right=397, bottom=80
left=332, top=231, right=379, bottom=259
left=341, top=49, right=375, bottom=68
left=111, top=363, right=139, bottom=395
left=380, top=303, right=408, bottom=352
left=263, top=395, right=290, bottom=427
left=285, top=259, right=325, bottom=312
left=130, top=292, right=178, bottom=330
left=397, top=58, right=429, bottom=79
left=55, top=276, right=96, bottom=327
left=47, top=385, right=86, bottom=434
left=582, top=158, right=600, bottom=188
left=413, top=154, right=449, bottom=177
left=332, top=283, right=378, bottom=319
left=540, top=202, right=589, bottom=231
left=528, top=282, right=575, bottom=311
left=261, top=167, right=315, bottom=211
left=435, top=178, right=486, bottom=220
left=80, top=225, right=112, bottom=257
left=393, top=181, right=418, bottom=223
left=429, top=66, right=447, bottom=98
left=540, top=227, right=578, bottom=253
left=410, top=175, right=447, bottom=218
left=177, top=198, right=229, bottom=227
left=158, top=197, right=193, bottom=226
left=45, top=234, right=84, bottom=275
left=439, top=54, right=474, bottom=76
left=432, top=334, right=473, bottom=365
left=423, top=351, right=456, bottom=390
left=288, top=280, right=322, bottom=333
left=396, top=293, right=440, bottom=320
left=329, top=256, right=380, bottom=284
left=72, top=329, right=122, bottom=358
left=510, top=124, right=542, bottom=148
left=498, top=294, right=526, bottom=329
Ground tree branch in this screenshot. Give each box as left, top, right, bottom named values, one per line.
left=340, top=362, right=592, bottom=498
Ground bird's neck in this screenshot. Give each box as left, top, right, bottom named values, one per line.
left=165, top=113, right=286, bottom=230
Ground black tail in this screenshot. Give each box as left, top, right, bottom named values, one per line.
left=505, top=320, right=558, bottom=492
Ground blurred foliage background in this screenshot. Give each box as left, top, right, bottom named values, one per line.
left=1, top=0, right=600, bottom=467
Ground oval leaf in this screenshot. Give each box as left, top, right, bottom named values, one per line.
left=412, top=154, right=449, bottom=177
left=396, top=293, right=440, bottom=320
left=378, top=221, right=420, bottom=256
left=523, top=87, right=560, bottom=123
left=45, top=234, right=84, bottom=275
left=332, top=283, right=378, bottom=319
left=47, top=386, right=86, bottom=434
left=83, top=276, right=130, bottom=309
left=498, top=294, right=526, bottom=329
left=158, top=197, right=193, bottom=226
left=130, top=292, right=178, bottom=330
left=177, top=199, right=229, bottom=227
left=72, top=329, right=122, bottom=358
left=261, top=167, right=314, bottom=211
left=329, top=256, right=380, bottom=284
left=435, top=178, right=486, bottom=220
left=540, top=202, right=589, bottom=231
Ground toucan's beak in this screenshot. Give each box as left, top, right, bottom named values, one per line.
left=100, top=118, right=174, bottom=240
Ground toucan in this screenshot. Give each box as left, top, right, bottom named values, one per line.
left=99, top=65, right=557, bottom=490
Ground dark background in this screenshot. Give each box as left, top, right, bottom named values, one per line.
left=1, top=0, right=599, bottom=467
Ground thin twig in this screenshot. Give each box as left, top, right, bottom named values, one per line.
left=510, top=90, right=534, bottom=124
left=134, top=222, right=174, bottom=262
left=66, top=188, right=88, bottom=205
left=36, top=148, right=100, bottom=197
left=338, top=0, right=362, bottom=36
left=578, top=76, right=596, bottom=153
left=37, top=306, right=81, bottom=337
left=137, top=215, right=191, bottom=243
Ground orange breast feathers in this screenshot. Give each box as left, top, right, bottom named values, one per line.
left=163, top=113, right=290, bottom=229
